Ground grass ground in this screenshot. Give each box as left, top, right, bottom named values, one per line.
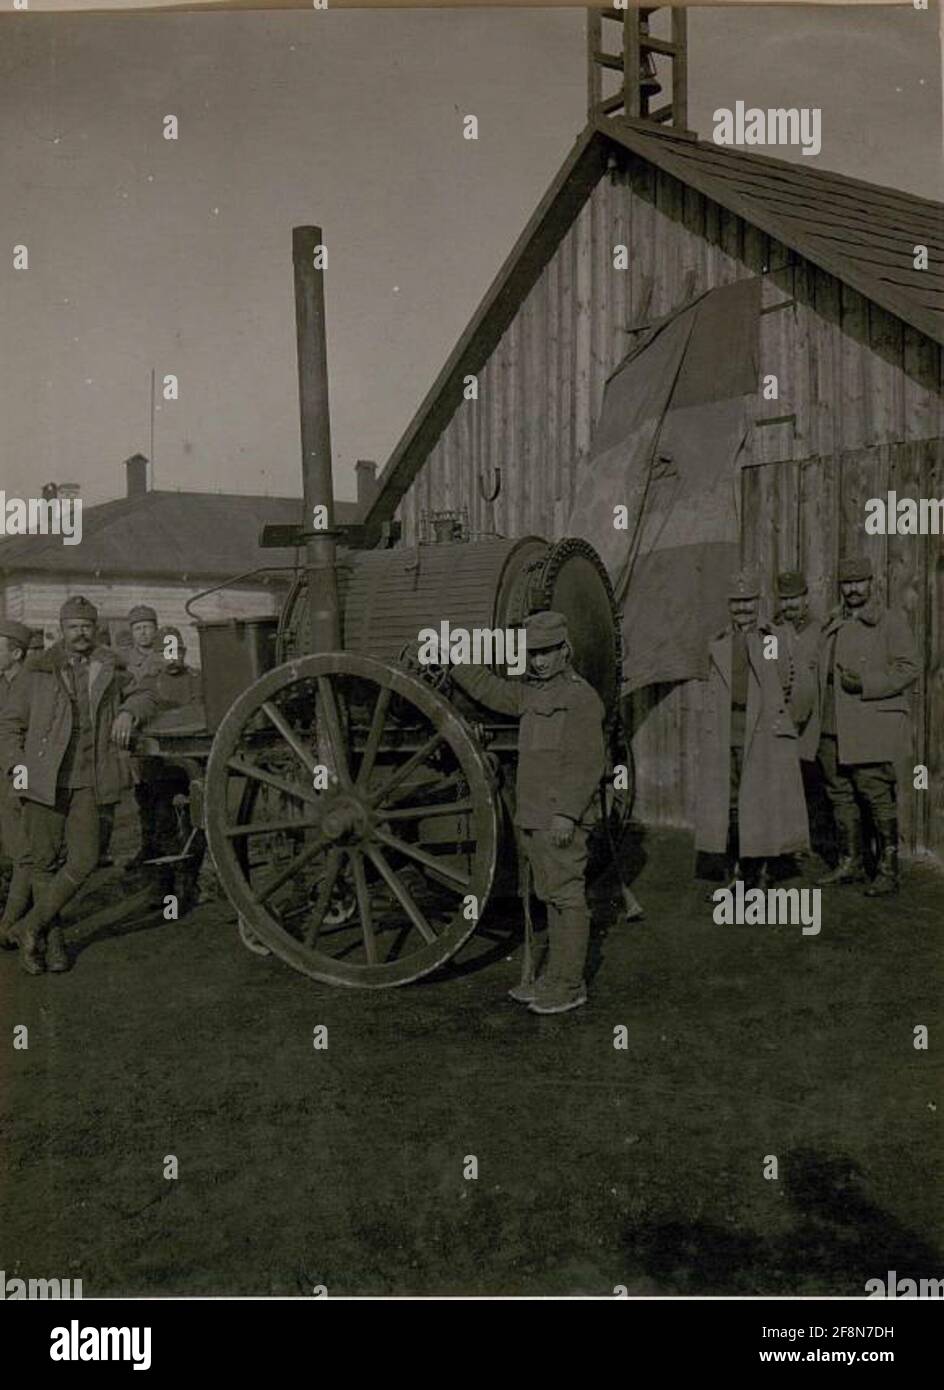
left=0, top=812, right=940, bottom=1297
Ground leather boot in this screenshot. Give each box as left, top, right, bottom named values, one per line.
left=45, top=923, right=70, bottom=972
left=537, top=903, right=590, bottom=1001
left=12, top=919, right=45, bottom=975
left=0, top=865, right=33, bottom=947
left=865, top=816, right=899, bottom=897
left=125, top=842, right=157, bottom=870
left=818, top=810, right=866, bottom=886
left=742, top=858, right=770, bottom=891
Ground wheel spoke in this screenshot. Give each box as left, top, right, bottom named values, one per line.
left=261, top=701, right=319, bottom=778
left=303, top=847, right=345, bottom=947
left=227, top=757, right=319, bottom=807
left=257, top=831, right=329, bottom=904
left=374, top=828, right=471, bottom=892
left=365, top=846, right=437, bottom=945
left=316, top=676, right=353, bottom=791
left=369, top=730, right=444, bottom=808
left=355, top=685, right=392, bottom=790
left=382, top=799, right=474, bottom=821
left=348, top=849, right=377, bottom=964
left=224, top=816, right=322, bottom=839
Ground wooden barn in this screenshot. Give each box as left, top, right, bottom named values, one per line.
left=359, top=9, right=944, bottom=862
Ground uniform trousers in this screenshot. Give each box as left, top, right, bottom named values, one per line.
left=21, top=787, right=100, bottom=931
left=521, top=825, right=590, bottom=994
left=0, top=792, right=32, bottom=928
left=818, top=736, right=896, bottom=819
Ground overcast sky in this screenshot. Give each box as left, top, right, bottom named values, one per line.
left=1, top=5, right=940, bottom=508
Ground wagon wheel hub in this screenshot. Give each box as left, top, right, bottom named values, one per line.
left=320, top=793, right=369, bottom=843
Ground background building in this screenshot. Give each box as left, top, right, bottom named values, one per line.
left=0, top=452, right=373, bottom=660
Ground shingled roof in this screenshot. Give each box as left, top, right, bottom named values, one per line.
left=0, top=490, right=361, bottom=580
left=603, top=118, right=944, bottom=349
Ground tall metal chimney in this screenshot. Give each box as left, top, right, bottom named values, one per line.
left=292, top=226, right=340, bottom=654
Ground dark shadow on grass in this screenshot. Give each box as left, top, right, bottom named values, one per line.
left=621, top=1146, right=942, bottom=1295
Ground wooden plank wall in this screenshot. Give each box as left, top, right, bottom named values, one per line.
left=394, top=160, right=944, bottom=858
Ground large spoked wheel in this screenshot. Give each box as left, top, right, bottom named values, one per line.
left=205, top=653, right=500, bottom=988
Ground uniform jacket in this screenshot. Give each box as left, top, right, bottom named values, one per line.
left=124, top=647, right=167, bottom=682
left=695, top=625, right=809, bottom=858
left=808, top=600, right=918, bottom=765
left=449, top=664, right=606, bottom=831
left=773, top=614, right=823, bottom=761
left=0, top=665, right=25, bottom=805
left=0, top=643, right=159, bottom=808
left=153, top=664, right=202, bottom=710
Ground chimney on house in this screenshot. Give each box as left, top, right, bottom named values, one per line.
left=41, top=482, right=81, bottom=500
left=355, top=459, right=379, bottom=511
left=125, top=453, right=149, bottom=499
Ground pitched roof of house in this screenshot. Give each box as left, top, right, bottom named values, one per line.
left=0, top=490, right=361, bottom=580
left=362, top=118, right=944, bottom=537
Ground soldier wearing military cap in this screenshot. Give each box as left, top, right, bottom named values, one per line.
left=810, top=556, right=918, bottom=895
left=695, top=569, right=809, bottom=891
left=125, top=605, right=164, bottom=682
left=124, top=604, right=170, bottom=869
left=0, top=596, right=160, bottom=973
left=772, top=570, right=832, bottom=854
left=133, top=626, right=205, bottom=911
left=444, top=609, right=606, bottom=1014
left=0, top=620, right=35, bottom=947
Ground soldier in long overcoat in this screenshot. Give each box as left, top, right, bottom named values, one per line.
left=809, top=555, right=918, bottom=895
left=695, top=570, right=809, bottom=886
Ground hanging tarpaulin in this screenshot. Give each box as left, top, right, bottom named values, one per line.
left=565, top=277, right=760, bottom=693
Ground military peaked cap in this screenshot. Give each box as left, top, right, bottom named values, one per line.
left=775, top=570, right=808, bottom=599
left=60, top=595, right=98, bottom=623
left=524, top=610, right=570, bottom=651
left=0, top=620, right=33, bottom=651
left=727, top=569, right=761, bottom=599
left=128, top=605, right=158, bottom=625
left=838, top=554, right=873, bottom=582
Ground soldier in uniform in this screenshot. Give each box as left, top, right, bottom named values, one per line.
left=773, top=570, right=831, bottom=857
left=0, top=596, right=159, bottom=974
left=444, top=610, right=605, bottom=1015
left=813, top=556, right=919, bottom=896
left=125, top=604, right=163, bottom=682
left=125, top=604, right=168, bottom=869
left=695, top=570, right=809, bottom=891
left=137, top=626, right=205, bottom=913
left=0, top=621, right=35, bottom=947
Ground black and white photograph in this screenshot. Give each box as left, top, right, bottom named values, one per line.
left=0, top=0, right=942, bottom=1332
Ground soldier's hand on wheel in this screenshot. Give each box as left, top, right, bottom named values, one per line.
left=837, top=664, right=863, bottom=694
left=550, top=814, right=575, bottom=848
left=111, top=711, right=136, bottom=748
